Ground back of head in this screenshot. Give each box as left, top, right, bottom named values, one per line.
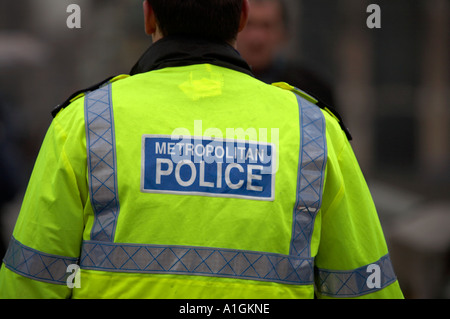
left=147, top=0, right=244, bottom=42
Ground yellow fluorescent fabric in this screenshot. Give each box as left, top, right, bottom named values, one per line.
left=109, top=66, right=299, bottom=254
left=75, top=270, right=314, bottom=299
left=0, top=64, right=403, bottom=299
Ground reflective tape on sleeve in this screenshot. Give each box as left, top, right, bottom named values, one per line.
left=315, top=254, right=397, bottom=297
left=2, top=236, right=78, bottom=285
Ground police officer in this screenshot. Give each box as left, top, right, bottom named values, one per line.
left=0, top=0, right=403, bottom=299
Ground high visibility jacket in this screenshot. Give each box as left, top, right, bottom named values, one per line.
left=0, top=36, right=403, bottom=299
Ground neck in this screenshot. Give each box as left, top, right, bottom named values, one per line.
left=152, top=33, right=238, bottom=49
left=129, top=35, right=254, bottom=77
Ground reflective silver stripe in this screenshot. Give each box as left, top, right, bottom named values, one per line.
left=290, top=94, right=327, bottom=258
left=80, top=241, right=314, bottom=285
left=315, top=254, right=397, bottom=297
left=85, top=83, right=120, bottom=242
left=2, top=236, right=78, bottom=285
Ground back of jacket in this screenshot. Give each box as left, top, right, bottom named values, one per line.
left=0, top=38, right=403, bottom=299
left=81, top=64, right=314, bottom=298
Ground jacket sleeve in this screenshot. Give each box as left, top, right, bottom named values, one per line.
left=314, top=111, right=404, bottom=299
left=0, top=104, right=88, bottom=299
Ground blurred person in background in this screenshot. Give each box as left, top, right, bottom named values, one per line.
left=237, top=0, right=336, bottom=109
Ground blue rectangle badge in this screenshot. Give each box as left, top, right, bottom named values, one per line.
left=141, top=135, right=276, bottom=201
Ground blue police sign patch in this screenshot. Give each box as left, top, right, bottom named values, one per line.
left=141, top=135, right=276, bottom=201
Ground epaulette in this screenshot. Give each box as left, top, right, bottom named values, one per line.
left=51, top=75, right=129, bottom=118
left=272, top=82, right=353, bottom=141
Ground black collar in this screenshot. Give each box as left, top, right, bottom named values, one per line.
left=130, top=35, right=254, bottom=77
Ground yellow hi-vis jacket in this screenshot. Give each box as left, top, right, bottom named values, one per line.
left=0, top=37, right=403, bottom=299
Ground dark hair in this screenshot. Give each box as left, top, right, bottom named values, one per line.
left=147, top=0, right=244, bottom=42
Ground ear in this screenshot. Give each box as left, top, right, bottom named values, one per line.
left=143, top=0, right=158, bottom=35
left=238, top=0, right=250, bottom=33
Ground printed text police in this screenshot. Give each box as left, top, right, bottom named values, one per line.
left=141, top=136, right=276, bottom=201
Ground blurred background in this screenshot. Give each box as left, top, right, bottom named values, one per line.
left=0, top=0, right=448, bottom=298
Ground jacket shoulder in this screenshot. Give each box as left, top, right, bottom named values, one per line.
left=51, top=74, right=129, bottom=118
left=272, top=82, right=352, bottom=141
